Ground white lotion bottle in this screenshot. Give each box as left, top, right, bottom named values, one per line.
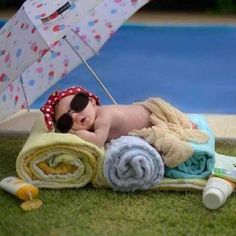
left=203, top=176, right=235, bottom=210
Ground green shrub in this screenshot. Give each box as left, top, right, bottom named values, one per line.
left=0, top=0, right=25, bottom=8
left=215, top=0, right=236, bottom=13
left=144, top=0, right=236, bottom=13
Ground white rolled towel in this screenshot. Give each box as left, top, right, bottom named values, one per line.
left=104, top=136, right=164, bottom=192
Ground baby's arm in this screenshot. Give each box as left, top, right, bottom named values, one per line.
left=74, top=128, right=108, bottom=147
left=71, top=112, right=111, bottom=147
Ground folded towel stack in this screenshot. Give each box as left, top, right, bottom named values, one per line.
left=103, top=136, right=165, bottom=192
left=16, top=114, right=214, bottom=192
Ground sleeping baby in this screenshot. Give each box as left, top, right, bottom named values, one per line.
left=41, top=86, right=209, bottom=167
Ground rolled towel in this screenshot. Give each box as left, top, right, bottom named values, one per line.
left=16, top=116, right=104, bottom=188
left=104, top=136, right=164, bottom=192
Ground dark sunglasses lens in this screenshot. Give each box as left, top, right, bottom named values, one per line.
left=70, top=93, right=89, bottom=112
left=55, top=113, right=73, bottom=133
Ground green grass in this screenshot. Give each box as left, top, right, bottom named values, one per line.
left=0, top=136, right=236, bottom=236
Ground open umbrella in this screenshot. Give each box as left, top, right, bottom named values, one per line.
left=0, top=0, right=149, bottom=122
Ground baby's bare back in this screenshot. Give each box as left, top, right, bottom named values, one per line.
left=100, top=104, right=151, bottom=141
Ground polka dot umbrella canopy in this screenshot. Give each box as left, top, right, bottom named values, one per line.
left=0, top=0, right=149, bottom=122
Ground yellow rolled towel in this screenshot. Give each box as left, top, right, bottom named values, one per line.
left=16, top=115, right=104, bottom=189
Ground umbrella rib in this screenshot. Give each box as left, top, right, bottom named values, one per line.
left=20, top=75, right=30, bottom=112
left=63, top=35, right=117, bottom=104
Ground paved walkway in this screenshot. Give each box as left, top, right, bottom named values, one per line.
left=129, top=11, right=236, bottom=24
left=0, top=8, right=15, bottom=20
left=1, top=8, right=236, bottom=23
left=0, top=9, right=235, bottom=140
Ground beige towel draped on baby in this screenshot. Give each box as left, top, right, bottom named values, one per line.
left=129, top=98, right=209, bottom=168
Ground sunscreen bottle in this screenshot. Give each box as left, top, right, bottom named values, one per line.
left=0, top=176, right=39, bottom=201
left=203, top=176, right=235, bottom=210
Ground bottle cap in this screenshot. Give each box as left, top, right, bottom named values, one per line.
left=203, top=188, right=225, bottom=210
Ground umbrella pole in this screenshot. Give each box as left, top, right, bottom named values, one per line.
left=63, top=36, right=117, bottom=105
left=20, top=76, right=30, bottom=112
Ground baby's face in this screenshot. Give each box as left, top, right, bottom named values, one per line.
left=55, top=94, right=98, bottom=131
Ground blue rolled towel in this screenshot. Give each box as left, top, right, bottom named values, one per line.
left=165, top=114, right=215, bottom=179
left=104, top=136, right=164, bottom=192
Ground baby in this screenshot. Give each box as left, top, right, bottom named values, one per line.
left=41, top=86, right=151, bottom=147
left=41, top=86, right=198, bottom=147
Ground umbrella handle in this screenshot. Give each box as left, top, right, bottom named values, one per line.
left=63, top=36, right=117, bottom=105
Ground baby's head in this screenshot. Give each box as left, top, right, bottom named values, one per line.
left=40, top=86, right=100, bottom=133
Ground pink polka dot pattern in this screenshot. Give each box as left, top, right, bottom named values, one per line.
left=0, top=0, right=148, bottom=121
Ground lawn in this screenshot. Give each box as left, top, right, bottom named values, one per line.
left=0, top=136, right=236, bottom=236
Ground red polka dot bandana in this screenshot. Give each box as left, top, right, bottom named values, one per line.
left=40, top=86, right=100, bottom=131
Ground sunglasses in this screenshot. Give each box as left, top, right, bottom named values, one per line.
left=55, top=93, right=89, bottom=133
